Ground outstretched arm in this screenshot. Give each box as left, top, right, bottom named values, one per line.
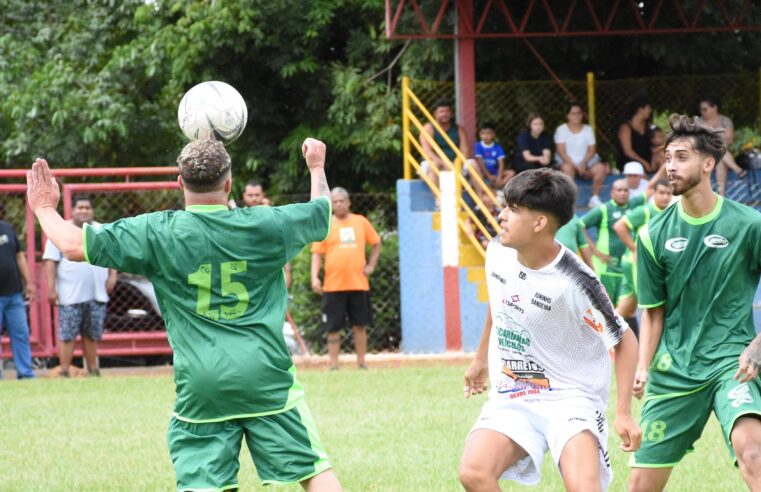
left=464, top=304, right=491, bottom=399
left=614, top=328, right=642, bottom=452
left=302, top=138, right=330, bottom=202
left=27, top=159, right=85, bottom=261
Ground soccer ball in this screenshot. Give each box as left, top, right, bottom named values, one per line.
left=177, top=81, right=248, bottom=144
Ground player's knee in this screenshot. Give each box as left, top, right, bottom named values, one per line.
left=736, top=444, right=761, bottom=473
left=458, top=462, right=492, bottom=491
left=628, top=470, right=660, bottom=492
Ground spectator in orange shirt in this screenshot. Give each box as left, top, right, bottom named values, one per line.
left=311, top=187, right=382, bottom=370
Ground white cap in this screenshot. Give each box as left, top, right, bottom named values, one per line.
left=623, top=161, right=645, bottom=176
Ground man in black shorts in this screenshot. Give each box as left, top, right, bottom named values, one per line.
left=311, top=187, right=381, bottom=370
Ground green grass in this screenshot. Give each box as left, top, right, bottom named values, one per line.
left=0, top=365, right=745, bottom=491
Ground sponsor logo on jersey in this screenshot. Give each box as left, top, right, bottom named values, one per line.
left=531, top=292, right=552, bottom=311
left=491, top=272, right=507, bottom=285
left=502, top=297, right=525, bottom=314
left=519, top=271, right=527, bottom=280
left=496, top=327, right=531, bottom=352
left=583, top=308, right=604, bottom=333
left=338, top=227, right=356, bottom=246
left=729, top=384, right=754, bottom=408
left=665, top=237, right=689, bottom=252
left=703, top=234, right=729, bottom=248
left=511, top=294, right=520, bottom=303
left=612, top=211, right=622, bottom=219
left=498, top=358, right=550, bottom=393
left=0, top=234, right=8, bottom=246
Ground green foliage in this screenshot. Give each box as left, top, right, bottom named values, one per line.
left=0, top=0, right=449, bottom=195
left=731, top=126, right=761, bottom=155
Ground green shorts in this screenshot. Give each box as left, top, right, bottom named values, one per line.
left=618, top=260, right=636, bottom=301
left=168, top=399, right=331, bottom=491
left=630, top=371, right=761, bottom=468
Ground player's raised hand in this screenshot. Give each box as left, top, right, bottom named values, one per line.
left=302, top=138, right=326, bottom=171
left=633, top=368, right=648, bottom=399
left=463, top=359, right=489, bottom=399
left=615, top=413, right=642, bottom=452
left=27, top=158, right=60, bottom=213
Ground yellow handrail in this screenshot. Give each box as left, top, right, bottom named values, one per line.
left=401, top=76, right=503, bottom=261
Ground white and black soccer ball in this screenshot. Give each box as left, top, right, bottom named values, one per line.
left=177, top=81, right=248, bottom=144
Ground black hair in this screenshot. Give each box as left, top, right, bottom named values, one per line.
left=665, top=114, right=726, bottom=165
left=653, top=178, right=671, bottom=190
left=479, top=122, right=496, bottom=131
left=566, top=100, right=583, bottom=114
left=503, top=168, right=576, bottom=228
left=176, top=139, right=232, bottom=193
left=245, top=180, right=263, bottom=190
left=699, top=95, right=721, bottom=110
left=626, top=96, right=651, bottom=120
left=72, top=194, right=93, bottom=207
left=432, top=98, right=453, bottom=111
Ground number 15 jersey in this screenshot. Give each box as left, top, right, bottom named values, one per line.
left=84, top=198, right=331, bottom=422
left=486, top=240, right=627, bottom=408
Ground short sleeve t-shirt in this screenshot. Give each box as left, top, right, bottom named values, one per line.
left=83, top=198, right=331, bottom=422
left=311, top=213, right=381, bottom=292
left=0, top=221, right=23, bottom=296
left=554, top=124, right=596, bottom=165
left=474, top=141, right=506, bottom=175
left=43, top=223, right=110, bottom=305
left=485, top=240, right=627, bottom=408
left=555, top=215, right=588, bottom=253
left=515, top=130, right=552, bottom=169
left=637, top=195, right=761, bottom=395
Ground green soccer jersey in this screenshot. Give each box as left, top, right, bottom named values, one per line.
left=637, top=195, right=761, bottom=395
left=83, top=198, right=331, bottom=422
left=555, top=215, right=588, bottom=252
left=581, top=194, right=646, bottom=269
left=621, top=202, right=666, bottom=264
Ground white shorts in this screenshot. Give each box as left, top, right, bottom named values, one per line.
left=469, top=396, right=612, bottom=489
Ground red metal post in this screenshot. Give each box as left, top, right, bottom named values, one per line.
left=456, top=0, right=477, bottom=147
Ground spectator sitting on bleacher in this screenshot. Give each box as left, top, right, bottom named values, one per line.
left=699, top=96, right=747, bottom=195
left=464, top=189, right=501, bottom=249
left=554, top=101, right=609, bottom=208
left=474, top=122, right=514, bottom=195
left=617, top=96, right=656, bottom=173
left=514, top=112, right=553, bottom=174
left=420, top=98, right=478, bottom=187
left=651, top=126, right=667, bottom=171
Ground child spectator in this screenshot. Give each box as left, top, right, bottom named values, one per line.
left=514, top=113, right=553, bottom=174
left=474, top=122, right=515, bottom=194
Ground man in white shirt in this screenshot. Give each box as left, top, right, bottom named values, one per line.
left=43, top=196, right=116, bottom=377
left=622, top=161, right=649, bottom=198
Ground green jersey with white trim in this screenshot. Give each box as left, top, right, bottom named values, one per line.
left=84, top=198, right=331, bottom=422
left=621, top=202, right=666, bottom=264
left=637, top=195, right=761, bottom=395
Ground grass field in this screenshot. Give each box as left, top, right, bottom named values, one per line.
left=0, top=365, right=745, bottom=491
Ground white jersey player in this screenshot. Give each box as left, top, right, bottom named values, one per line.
left=459, top=168, right=641, bottom=492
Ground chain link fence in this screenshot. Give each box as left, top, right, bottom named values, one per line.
left=410, top=70, right=761, bottom=174
left=274, top=193, right=401, bottom=355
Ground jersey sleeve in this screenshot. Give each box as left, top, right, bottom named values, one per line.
left=84, top=215, right=154, bottom=275
left=495, top=143, right=506, bottom=159
left=363, top=217, right=381, bottom=246
left=311, top=240, right=326, bottom=254
left=623, top=206, right=645, bottom=231
left=636, top=225, right=666, bottom=307
left=580, top=207, right=602, bottom=229
left=273, top=197, right=331, bottom=263
left=567, top=266, right=627, bottom=349
left=576, top=222, right=588, bottom=248
left=630, top=194, right=647, bottom=208
left=474, top=142, right=484, bottom=158
left=42, top=239, right=62, bottom=262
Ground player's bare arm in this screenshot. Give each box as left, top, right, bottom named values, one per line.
left=613, top=218, right=636, bottom=255
left=736, top=333, right=761, bottom=383
left=464, top=304, right=491, bottom=399
left=302, top=138, right=330, bottom=201
left=613, top=328, right=642, bottom=451
left=633, top=305, right=665, bottom=399
left=27, top=158, right=85, bottom=261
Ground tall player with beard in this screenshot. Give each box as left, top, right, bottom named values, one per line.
left=459, top=168, right=640, bottom=492
left=629, top=115, right=761, bottom=491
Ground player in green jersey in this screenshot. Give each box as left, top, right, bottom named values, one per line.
left=555, top=214, right=592, bottom=267
left=629, top=115, right=761, bottom=491
left=26, top=138, right=342, bottom=491
left=580, top=179, right=646, bottom=332
left=612, top=179, right=673, bottom=337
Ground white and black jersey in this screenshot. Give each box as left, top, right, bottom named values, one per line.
left=485, top=239, right=628, bottom=408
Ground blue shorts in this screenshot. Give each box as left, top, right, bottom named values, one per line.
left=58, top=301, right=107, bottom=341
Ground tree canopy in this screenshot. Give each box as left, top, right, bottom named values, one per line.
left=1, top=0, right=758, bottom=194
